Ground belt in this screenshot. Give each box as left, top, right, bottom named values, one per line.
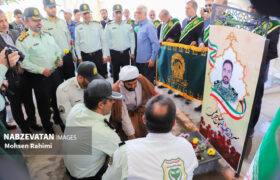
left=82, top=50, right=101, bottom=56
left=110, top=48, right=130, bottom=54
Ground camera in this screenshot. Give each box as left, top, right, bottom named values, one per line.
left=5, top=45, right=25, bottom=66
left=203, top=8, right=210, bottom=13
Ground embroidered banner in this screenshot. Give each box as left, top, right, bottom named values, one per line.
left=156, top=42, right=207, bottom=104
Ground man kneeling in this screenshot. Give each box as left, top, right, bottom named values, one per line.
left=111, top=65, right=155, bottom=140
left=103, top=95, right=198, bottom=180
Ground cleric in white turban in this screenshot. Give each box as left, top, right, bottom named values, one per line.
left=111, top=65, right=156, bottom=140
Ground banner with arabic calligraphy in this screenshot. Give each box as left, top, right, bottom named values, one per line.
left=156, top=42, right=207, bottom=104
left=200, top=25, right=266, bottom=171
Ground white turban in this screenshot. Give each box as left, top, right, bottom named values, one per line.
left=119, top=65, right=139, bottom=81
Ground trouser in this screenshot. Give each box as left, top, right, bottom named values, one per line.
left=81, top=50, right=107, bottom=78
left=110, top=48, right=130, bottom=82
left=0, top=108, right=6, bottom=128
left=6, top=81, right=31, bottom=133
left=136, top=62, right=155, bottom=84
left=60, top=52, right=75, bottom=80
left=49, top=70, right=64, bottom=126
left=22, top=71, right=57, bottom=131
left=249, top=61, right=270, bottom=130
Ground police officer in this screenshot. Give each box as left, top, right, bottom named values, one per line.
left=56, top=62, right=103, bottom=124
left=42, top=0, right=76, bottom=80
left=16, top=7, right=63, bottom=134
left=63, top=79, right=124, bottom=179
left=75, top=3, right=108, bottom=78
left=105, top=4, right=135, bottom=83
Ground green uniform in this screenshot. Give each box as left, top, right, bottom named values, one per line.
left=214, top=80, right=238, bottom=103
left=63, top=103, right=121, bottom=178
left=75, top=21, right=108, bottom=60
left=104, top=20, right=135, bottom=54
left=16, top=30, right=62, bottom=74
left=42, top=17, right=74, bottom=55
left=0, top=64, right=7, bottom=111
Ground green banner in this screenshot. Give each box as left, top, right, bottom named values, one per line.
left=156, top=42, right=207, bottom=103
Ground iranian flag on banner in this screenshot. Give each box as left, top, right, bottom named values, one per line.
left=245, top=108, right=280, bottom=180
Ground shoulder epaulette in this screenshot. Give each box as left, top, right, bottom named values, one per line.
left=92, top=20, right=100, bottom=23
left=107, top=21, right=111, bottom=25
left=18, top=32, right=29, bottom=42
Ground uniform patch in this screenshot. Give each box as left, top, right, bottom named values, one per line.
left=18, top=32, right=29, bottom=41
left=93, top=67, right=97, bottom=75
left=161, top=158, right=187, bottom=180
left=59, top=105, right=65, bottom=113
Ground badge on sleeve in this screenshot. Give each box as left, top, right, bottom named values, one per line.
left=59, top=105, right=65, bottom=113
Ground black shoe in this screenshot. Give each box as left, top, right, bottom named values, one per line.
left=185, top=99, right=192, bottom=104
left=5, top=124, right=17, bottom=130
left=194, top=105, right=202, bottom=112
left=168, top=90, right=173, bottom=94
left=21, top=128, right=32, bottom=134
left=30, top=124, right=43, bottom=131
left=45, top=128, right=55, bottom=135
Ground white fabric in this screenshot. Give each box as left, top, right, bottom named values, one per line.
left=56, top=77, right=84, bottom=124
left=119, top=65, right=139, bottom=81
left=126, top=133, right=198, bottom=180
left=119, top=81, right=143, bottom=136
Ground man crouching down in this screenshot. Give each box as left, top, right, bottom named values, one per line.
left=111, top=65, right=155, bottom=140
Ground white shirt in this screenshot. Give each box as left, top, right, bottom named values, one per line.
left=102, top=133, right=198, bottom=180
left=56, top=77, right=84, bottom=124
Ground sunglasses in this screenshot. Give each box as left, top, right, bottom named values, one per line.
left=205, top=4, right=212, bottom=7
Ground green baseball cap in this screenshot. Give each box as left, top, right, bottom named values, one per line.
left=43, top=0, right=56, bottom=7
left=23, top=7, right=43, bottom=21
left=85, top=79, right=124, bottom=100
left=77, top=62, right=103, bottom=82
left=80, top=3, right=91, bottom=14
left=113, top=4, right=123, bottom=12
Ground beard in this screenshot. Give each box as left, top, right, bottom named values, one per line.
left=125, top=87, right=135, bottom=91
left=222, top=76, right=229, bottom=85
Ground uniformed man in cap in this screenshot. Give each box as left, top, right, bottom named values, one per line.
left=75, top=3, right=108, bottom=78
left=63, top=79, right=123, bottom=179
left=42, top=0, right=76, bottom=80
left=16, top=7, right=63, bottom=134
left=56, top=62, right=103, bottom=124
left=105, top=4, right=135, bottom=83
left=111, top=65, right=155, bottom=140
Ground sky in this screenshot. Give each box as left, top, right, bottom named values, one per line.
left=1, top=0, right=248, bottom=23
